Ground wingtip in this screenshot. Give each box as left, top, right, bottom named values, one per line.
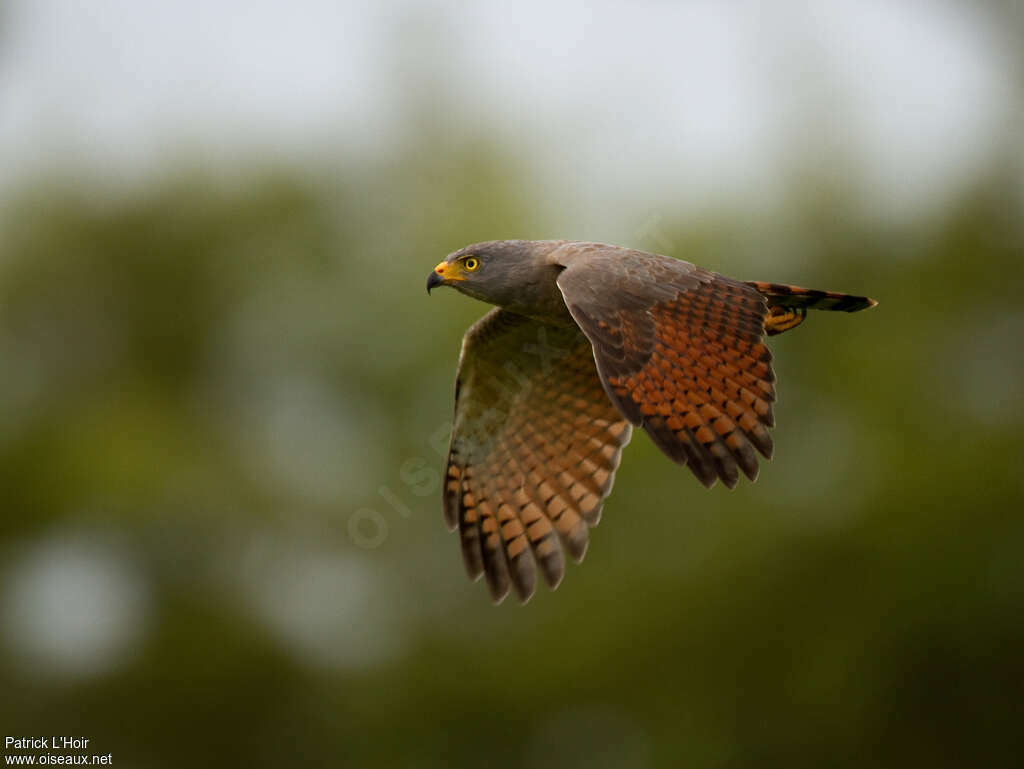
left=488, top=582, right=511, bottom=605
left=442, top=506, right=458, bottom=531
left=545, top=568, right=565, bottom=592
left=571, top=537, right=589, bottom=565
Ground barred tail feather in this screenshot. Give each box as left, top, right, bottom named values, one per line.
left=748, top=281, right=878, bottom=313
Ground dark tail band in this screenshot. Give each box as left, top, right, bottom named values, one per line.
left=747, top=281, right=878, bottom=313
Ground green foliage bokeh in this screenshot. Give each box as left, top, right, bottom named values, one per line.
left=1, top=135, right=1022, bottom=769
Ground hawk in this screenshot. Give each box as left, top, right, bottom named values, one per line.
left=427, top=240, right=876, bottom=603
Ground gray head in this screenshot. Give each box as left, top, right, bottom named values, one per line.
left=426, top=240, right=568, bottom=315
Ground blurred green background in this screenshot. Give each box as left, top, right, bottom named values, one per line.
left=2, top=2, right=1023, bottom=768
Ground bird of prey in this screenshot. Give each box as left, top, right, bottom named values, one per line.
left=427, top=240, right=876, bottom=603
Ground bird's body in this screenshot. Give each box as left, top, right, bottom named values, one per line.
left=427, top=240, right=876, bottom=603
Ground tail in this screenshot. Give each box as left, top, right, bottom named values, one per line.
left=746, top=281, right=878, bottom=336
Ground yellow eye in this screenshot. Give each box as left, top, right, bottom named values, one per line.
left=464, top=257, right=479, bottom=271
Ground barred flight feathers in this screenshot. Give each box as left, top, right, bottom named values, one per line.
left=554, top=244, right=776, bottom=489
left=443, top=308, right=632, bottom=604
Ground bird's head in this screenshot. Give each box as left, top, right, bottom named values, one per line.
left=427, top=240, right=566, bottom=311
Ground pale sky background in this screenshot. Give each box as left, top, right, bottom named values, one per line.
left=0, top=0, right=1017, bottom=227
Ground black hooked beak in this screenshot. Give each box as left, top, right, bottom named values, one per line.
left=426, top=272, right=444, bottom=294
left=426, top=263, right=447, bottom=294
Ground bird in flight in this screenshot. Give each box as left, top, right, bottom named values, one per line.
left=427, top=240, right=876, bottom=603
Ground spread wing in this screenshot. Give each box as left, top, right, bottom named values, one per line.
left=554, top=243, right=776, bottom=489
left=443, top=308, right=632, bottom=604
